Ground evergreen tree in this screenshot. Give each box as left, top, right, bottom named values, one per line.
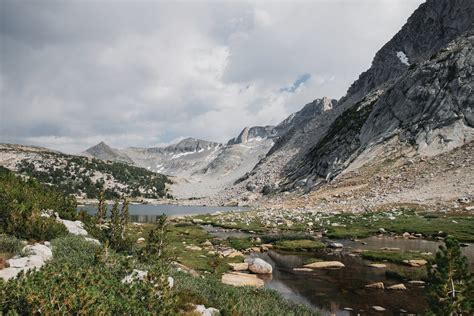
left=109, top=200, right=121, bottom=249
left=96, top=191, right=107, bottom=226
left=426, top=236, right=474, bottom=315
left=141, top=214, right=172, bottom=263
left=120, top=197, right=129, bottom=240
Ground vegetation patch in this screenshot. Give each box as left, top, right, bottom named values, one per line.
left=360, top=250, right=432, bottom=265
left=173, top=272, right=317, bottom=316
left=274, top=239, right=325, bottom=252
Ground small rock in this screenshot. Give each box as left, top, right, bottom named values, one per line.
left=365, top=282, right=385, bottom=289
left=387, top=283, right=407, bottom=290
left=228, top=262, right=249, bottom=271
left=405, top=259, right=427, bottom=267
left=201, top=240, right=213, bottom=247
left=185, top=245, right=202, bottom=251
left=293, top=268, right=313, bottom=272
left=328, top=242, right=344, bottom=248
left=372, top=306, right=386, bottom=312
left=368, top=263, right=386, bottom=268
left=408, top=280, right=426, bottom=285
left=136, top=237, right=146, bottom=244
left=121, top=269, right=148, bottom=284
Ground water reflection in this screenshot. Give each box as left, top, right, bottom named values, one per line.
left=255, top=250, right=428, bottom=315
left=80, top=203, right=247, bottom=223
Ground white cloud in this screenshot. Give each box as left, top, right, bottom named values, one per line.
left=0, top=0, right=424, bottom=153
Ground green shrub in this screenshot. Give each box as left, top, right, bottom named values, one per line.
left=0, top=260, right=176, bottom=315
left=7, top=214, right=68, bottom=241
left=0, top=234, right=24, bottom=258
left=0, top=166, right=75, bottom=241
left=51, top=235, right=101, bottom=266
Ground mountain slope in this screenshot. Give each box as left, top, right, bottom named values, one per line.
left=0, top=143, right=171, bottom=200
left=212, top=0, right=473, bottom=207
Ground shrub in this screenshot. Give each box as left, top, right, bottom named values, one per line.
left=0, top=234, right=24, bottom=258
left=0, top=260, right=176, bottom=315
left=0, top=166, right=75, bottom=241
left=51, top=235, right=101, bottom=266
left=7, top=214, right=68, bottom=242
left=426, top=237, right=474, bottom=315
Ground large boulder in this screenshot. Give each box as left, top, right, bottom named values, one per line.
left=59, top=219, right=88, bottom=236
left=221, top=272, right=265, bottom=288
left=1, top=243, right=53, bottom=281
left=303, top=261, right=345, bottom=269
left=246, top=258, right=273, bottom=274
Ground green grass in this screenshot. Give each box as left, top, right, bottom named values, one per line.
left=324, top=210, right=474, bottom=242
left=173, top=272, right=317, bottom=315
left=227, top=237, right=254, bottom=250
left=385, top=267, right=428, bottom=281
left=360, top=250, right=432, bottom=265
left=274, top=240, right=325, bottom=252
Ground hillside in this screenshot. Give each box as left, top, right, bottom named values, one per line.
left=208, top=0, right=474, bottom=209
left=0, top=143, right=171, bottom=200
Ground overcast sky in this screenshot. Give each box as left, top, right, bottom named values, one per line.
left=0, top=0, right=424, bottom=153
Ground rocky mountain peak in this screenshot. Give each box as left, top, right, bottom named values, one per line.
left=340, top=0, right=474, bottom=110
left=227, top=126, right=276, bottom=145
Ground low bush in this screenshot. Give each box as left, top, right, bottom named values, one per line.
left=0, top=258, right=176, bottom=315
left=0, top=234, right=24, bottom=258
left=7, top=214, right=68, bottom=241
left=51, top=235, right=101, bottom=266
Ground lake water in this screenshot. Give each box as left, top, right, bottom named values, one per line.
left=207, top=227, right=473, bottom=315
left=79, top=203, right=247, bottom=223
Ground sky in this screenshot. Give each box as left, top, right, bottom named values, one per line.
left=0, top=0, right=424, bottom=153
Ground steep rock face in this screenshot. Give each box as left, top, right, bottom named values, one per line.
left=340, top=0, right=474, bottom=110
left=287, top=31, right=474, bottom=187
left=227, top=126, right=276, bottom=145
left=147, top=138, right=221, bottom=154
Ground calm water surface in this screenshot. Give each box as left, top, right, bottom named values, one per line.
left=208, top=228, right=473, bottom=315
left=80, top=203, right=247, bottom=223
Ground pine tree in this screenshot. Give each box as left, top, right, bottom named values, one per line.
left=426, top=236, right=474, bottom=315
left=120, top=197, right=129, bottom=240
left=141, top=214, right=172, bottom=263
left=96, top=191, right=107, bottom=226
left=109, top=200, right=121, bottom=249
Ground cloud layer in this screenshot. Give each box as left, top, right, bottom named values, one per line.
left=0, top=0, right=423, bottom=153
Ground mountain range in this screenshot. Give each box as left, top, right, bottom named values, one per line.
left=2, top=0, right=473, bottom=209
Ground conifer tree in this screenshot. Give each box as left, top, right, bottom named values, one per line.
left=426, top=236, right=474, bottom=315
left=96, top=191, right=107, bottom=226
left=120, top=197, right=129, bottom=240
left=109, top=200, right=121, bottom=249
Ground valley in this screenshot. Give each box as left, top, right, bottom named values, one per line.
left=1, top=0, right=474, bottom=315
